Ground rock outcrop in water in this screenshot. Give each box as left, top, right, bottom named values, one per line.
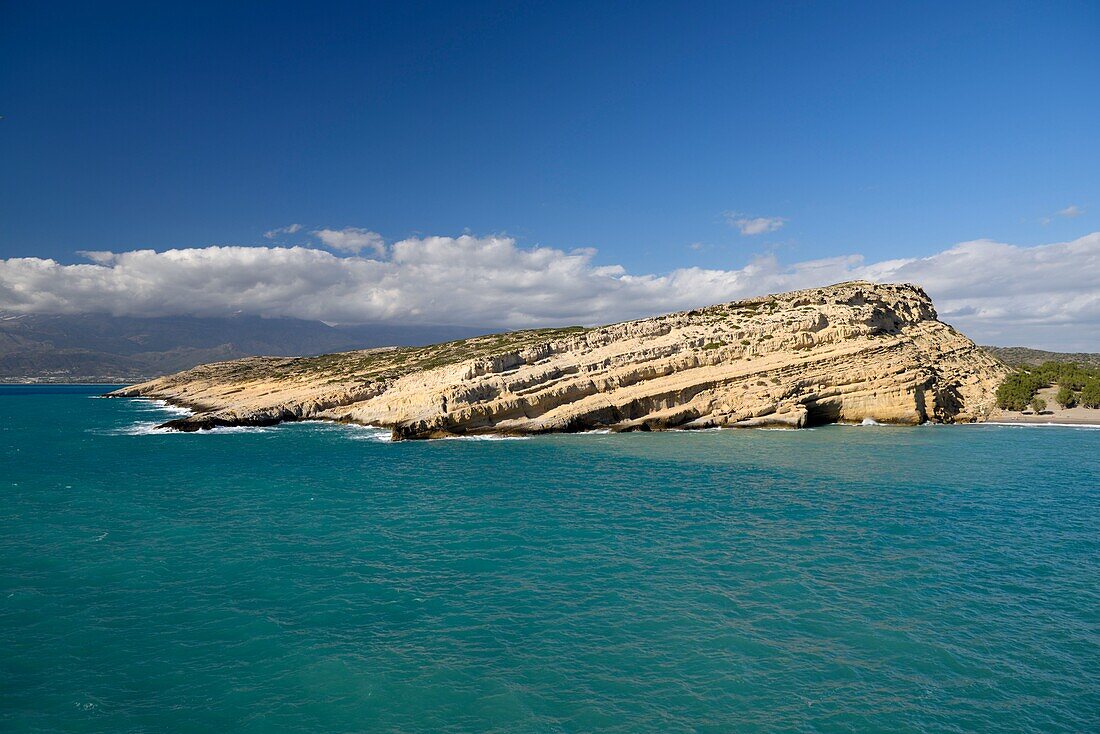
left=109, top=281, right=1008, bottom=438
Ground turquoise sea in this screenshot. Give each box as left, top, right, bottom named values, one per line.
left=1, top=385, right=1097, bottom=732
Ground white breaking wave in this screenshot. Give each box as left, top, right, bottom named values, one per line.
left=191, top=425, right=278, bottom=434
left=146, top=399, right=192, bottom=417
left=105, top=421, right=173, bottom=436
left=342, top=425, right=394, bottom=442
left=439, top=434, right=531, bottom=441
left=123, top=398, right=192, bottom=417
left=753, top=427, right=810, bottom=431
left=105, top=421, right=277, bottom=436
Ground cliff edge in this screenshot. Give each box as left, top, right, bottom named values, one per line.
left=109, top=281, right=1008, bottom=438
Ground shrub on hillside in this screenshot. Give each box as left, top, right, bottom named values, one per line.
left=1055, top=385, right=1077, bottom=409
left=994, top=362, right=1100, bottom=412
left=995, top=372, right=1046, bottom=411
left=1081, top=380, right=1100, bottom=409
left=1035, top=361, right=1100, bottom=391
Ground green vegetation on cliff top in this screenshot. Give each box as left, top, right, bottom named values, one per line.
left=195, top=325, right=592, bottom=386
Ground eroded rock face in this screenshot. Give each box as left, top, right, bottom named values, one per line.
left=109, top=281, right=1009, bottom=438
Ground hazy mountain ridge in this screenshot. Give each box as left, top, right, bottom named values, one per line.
left=0, top=312, right=484, bottom=382
left=3, top=311, right=1090, bottom=386
left=981, top=345, right=1100, bottom=368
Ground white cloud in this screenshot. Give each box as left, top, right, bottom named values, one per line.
left=1041, top=204, right=1086, bottom=224
left=263, top=223, right=303, bottom=239
left=312, top=227, right=386, bottom=255
left=0, top=232, right=1097, bottom=350
left=725, top=211, right=786, bottom=236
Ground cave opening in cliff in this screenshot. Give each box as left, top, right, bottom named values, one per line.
left=804, top=399, right=842, bottom=427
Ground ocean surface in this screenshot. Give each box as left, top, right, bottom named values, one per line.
left=1, top=385, right=1097, bottom=733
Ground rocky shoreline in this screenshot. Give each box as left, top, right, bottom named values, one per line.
left=109, top=281, right=1009, bottom=440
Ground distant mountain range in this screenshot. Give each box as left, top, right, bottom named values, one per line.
left=981, top=346, right=1100, bottom=368
left=0, top=312, right=486, bottom=383
left=3, top=310, right=1098, bottom=384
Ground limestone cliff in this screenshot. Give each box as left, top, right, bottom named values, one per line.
left=109, top=281, right=1008, bottom=438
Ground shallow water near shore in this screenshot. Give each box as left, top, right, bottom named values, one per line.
left=2, top=385, right=1098, bottom=732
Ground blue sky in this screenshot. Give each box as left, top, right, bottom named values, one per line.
left=2, top=0, right=1097, bottom=266
left=0, top=1, right=1098, bottom=347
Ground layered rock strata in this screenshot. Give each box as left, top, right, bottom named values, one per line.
left=109, top=281, right=1008, bottom=438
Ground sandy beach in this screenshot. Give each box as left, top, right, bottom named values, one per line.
left=987, top=385, right=1100, bottom=426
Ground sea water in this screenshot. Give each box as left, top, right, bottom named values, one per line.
left=1, top=385, right=1097, bottom=732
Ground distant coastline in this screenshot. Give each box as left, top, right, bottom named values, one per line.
left=0, top=376, right=153, bottom=385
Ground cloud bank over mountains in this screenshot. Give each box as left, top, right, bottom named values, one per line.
left=1, top=232, right=1097, bottom=350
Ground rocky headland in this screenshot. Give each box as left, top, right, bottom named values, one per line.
left=108, top=281, right=1009, bottom=439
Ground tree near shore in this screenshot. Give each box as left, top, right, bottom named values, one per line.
left=1081, top=380, right=1100, bottom=409
left=995, top=372, right=1046, bottom=411
left=1033, top=361, right=1095, bottom=391
left=1030, top=397, right=1046, bottom=414
left=1055, top=385, right=1077, bottom=409
left=994, top=362, right=1100, bottom=412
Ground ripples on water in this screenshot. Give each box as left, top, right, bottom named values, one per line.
left=1, top=386, right=1098, bottom=732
